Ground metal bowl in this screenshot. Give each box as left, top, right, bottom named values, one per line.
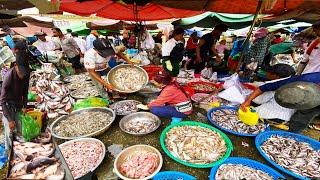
left=106, top=64, right=149, bottom=93
left=139, top=83, right=161, bottom=94
left=114, top=145, right=163, bottom=180
left=50, top=107, right=116, bottom=140
left=110, top=100, right=141, bottom=116
left=119, top=112, right=161, bottom=136
left=59, top=138, right=106, bottom=179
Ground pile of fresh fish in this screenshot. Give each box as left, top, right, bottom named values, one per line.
left=139, top=83, right=161, bottom=94
left=9, top=131, right=65, bottom=179
left=33, top=73, right=74, bottom=119
left=70, top=86, right=100, bottom=99
left=261, top=135, right=320, bottom=178
left=111, top=100, right=140, bottom=115
left=53, top=111, right=113, bottom=138
left=66, top=81, right=94, bottom=90
left=119, top=151, right=159, bottom=179
left=63, top=73, right=91, bottom=83
left=113, top=67, right=146, bottom=92
left=191, top=83, right=217, bottom=92
left=60, top=140, right=104, bottom=179
left=210, top=109, right=267, bottom=134
left=215, top=164, right=273, bottom=180
left=165, top=126, right=227, bottom=164
left=123, top=118, right=158, bottom=134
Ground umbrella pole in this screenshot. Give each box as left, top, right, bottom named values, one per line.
left=236, top=0, right=264, bottom=73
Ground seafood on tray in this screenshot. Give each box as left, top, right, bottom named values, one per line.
left=111, top=100, right=140, bottom=115
left=119, top=151, right=159, bottom=179
left=261, top=135, right=320, bottom=178
left=112, top=67, right=147, bottom=92
left=63, top=73, right=91, bottom=83
left=53, top=110, right=113, bottom=138
left=9, top=130, right=65, bottom=179
left=191, top=83, right=217, bottom=92
left=71, top=86, right=100, bottom=99
left=165, top=126, right=227, bottom=164
left=210, top=109, right=267, bottom=134
left=66, top=81, right=94, bottom=90
left=32, top=72, right=74, bottom=119
left=123, top=118, right=158, bottom=134
left=60, top=140, right=104, bottom=179
left=215, top=164, right=273, bottom=180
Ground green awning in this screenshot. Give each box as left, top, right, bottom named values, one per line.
left=173, top=12, right=275, bottom=29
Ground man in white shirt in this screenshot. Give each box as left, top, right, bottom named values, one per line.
left=86, top=30, right=98, bottom=50
left=33, top=32, right=57, bottom=54
left=71, top=32, right=87, bottom=54
left=297, top=21, right=320, bottom=75
left=84, top=38, right=133, bottom=97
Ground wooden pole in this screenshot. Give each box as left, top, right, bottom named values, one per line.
left=236, top=0, right=264, bottom=72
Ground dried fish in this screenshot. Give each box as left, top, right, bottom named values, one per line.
left=215, top=164, right=273, bottom=180
left=66, top=81, right=94, bottom=90
left=261, top=135, right=320, bottom=178
left=53, top=111, right=113, bottom=137
left=9, top=131, right=64, bottom=179
left=165, top=126, right=227, bottom=164
left=60, top=141, right=104, bottom=179
left=111, top=100, right=140, bottom=115
left=63, top=73, right=91, bottom=83
left=123, top=118, right=158, bottom=134
left=210, top=109, right=266, bottom=134
left=119, top=151, right=159, bottom=179
left=32, top=72, right=73, bottom=119
left=71, top=86, right=100, bottom=99
left=113, top=67, right=146, bottom=92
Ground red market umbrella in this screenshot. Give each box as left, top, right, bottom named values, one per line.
left=152, top=0, right=320, bottom=15
left=59, top=0, right=202, bottom=21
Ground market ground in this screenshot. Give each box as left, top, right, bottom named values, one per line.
left=0, top=94, right=319, bottom=179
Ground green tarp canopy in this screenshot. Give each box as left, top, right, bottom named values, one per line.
left=173, top=12, right=275, bottom=29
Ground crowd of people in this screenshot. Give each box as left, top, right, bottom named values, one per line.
left=0, top=20, right=319, bottom=154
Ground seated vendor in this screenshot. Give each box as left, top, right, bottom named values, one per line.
left=144, top=71, right=192, bottom=118
left=240, top=72, right=320, bottom=133
left=84, top=38, right=133, bottom=97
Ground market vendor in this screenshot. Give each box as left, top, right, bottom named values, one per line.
left=84, top=38, right=133, bottom=95
left=0, top=40, right=30, bottom=152
left=33, top=32, right=57, bottom=54
left=162, top=28, right=185, bottom=77
left=240, top=72, right=320, bottom=133
left=138, top=71, right=192, bottom=118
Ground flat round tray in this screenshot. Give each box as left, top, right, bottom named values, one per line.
left=50, top=107, right=115, bottom=140
left=255, top=131, right=320, bottom=180
left=207, top=106, right=270, bottom=137
left=160, top=121, right=233, bottom=168
left=70, top=86, right=100, bottom=99
left=59, top=138, right=106, bottom=179
left=209, top=157, right=285, bottom=180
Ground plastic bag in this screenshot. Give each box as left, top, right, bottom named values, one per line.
left=73, top=97, right=109, bottom=111
left=219, top=73, right=249, bottom=104
left=27, top=92, right=37, bottom=102
left=201, top=67, right=212, bottom=79
left=141, top=31, right=155, bottom=50
left=19, top=113, right=41, bottom=141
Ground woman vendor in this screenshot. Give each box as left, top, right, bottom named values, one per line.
left=162, top=28, right=185, bottom=77
left=0, top=40, right=30, bottom=152
left=84, top=38, right=133, bottom=98
left=138, top=71, right=192, bottom=118
left=240, top=72, right=320, bottom=133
